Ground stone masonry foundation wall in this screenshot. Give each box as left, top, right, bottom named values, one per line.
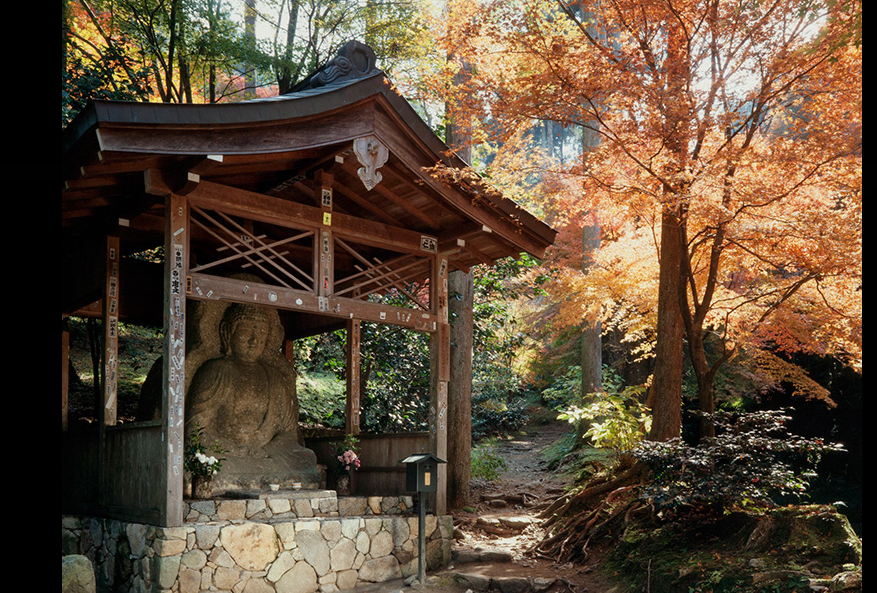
left=61, top=493, right=453, bottom=593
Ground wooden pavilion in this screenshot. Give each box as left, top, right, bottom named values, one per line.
left=61, top=41, right=556, bottom=528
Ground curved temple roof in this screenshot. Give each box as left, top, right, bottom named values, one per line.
left=62, top=41, right=556, bottom=324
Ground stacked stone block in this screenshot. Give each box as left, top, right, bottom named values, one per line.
left=61, top=494, right=453, bottom=593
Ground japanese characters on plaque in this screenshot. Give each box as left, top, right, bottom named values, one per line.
left=168, top=232, right=186, bottom=475
left=420, top=235, right=437, bottom=253
left=105, top=245, right=119, bottom=410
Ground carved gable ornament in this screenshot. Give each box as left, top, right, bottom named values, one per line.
left=353, top=136, right=389, bottom=191
left=289, top=40, right=380, bottom=92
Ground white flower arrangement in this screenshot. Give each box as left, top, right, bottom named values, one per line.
left=185, top=422, right=227, bottom=479
left=194, top=452, right=221, bottom=475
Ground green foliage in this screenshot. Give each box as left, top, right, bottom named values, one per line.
left=471, top=388, right=530, bottom=440
left=610, top=503, right=860, bottom=593
left=296, top=372, right=346, bottom=429
left=540, top=430, right=617, bottom=484
left=333, top=434, right=361, bottom=473
left=468, top=257, right=541, bottom=439
left=470, top=438, right=508, bottom=481
left=65, top=317, right=163, bottom=422
left=359, top=322, right=431, bottom=433
left=540, top=365, right=581, bottom=411
left=555, top=366, right=650, bottom=466
left=754, top=574, right=810, bottom=593
left=634, top=409, right=846, bottom=514
left=560, top=392, right=650, bottom=466
left=291, top=257, right=540, bottom=436
left=62, top=48, right=151, bottom=126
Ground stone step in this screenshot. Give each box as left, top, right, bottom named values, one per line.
left=448, top=569, right=564, bottom=593
left=446, top=547, right=570, bottom=593
left=185, top=492, right=415, bottom=523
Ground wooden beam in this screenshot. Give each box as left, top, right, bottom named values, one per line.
left=183, top=179, right=437, bottom=258
left=447, top=269, right=474, bottom=508
left=188, top=206, right=316, bottom=291
left=362, top=173, right=438, bottom=231
left=188, top=154, right=224, bottom=177
left=187, top=273, right=439, bottom=332
left=330, top=179, right=399, bottom=227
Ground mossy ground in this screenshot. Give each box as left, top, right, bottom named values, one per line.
left=605, top=505, right=861, bottom=593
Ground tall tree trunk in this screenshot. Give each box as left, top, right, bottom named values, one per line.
left=207, top=0, right=218, bottom=103
left=177, top=15, right=193, bottom=103
left=574, top=113, right=603, bottom=446
left=244, top=0, right=257, bottom=98
left=277, top=0, right=301, bottom=94
left=447, top=269, right=473, bottom=508
left=575, top=221, right=602, bottom=447
left=647, top=19, right=691, bottom=442
left=444, top=16, right=474, bottom=506
left=647, top=206, right=685, bottom=441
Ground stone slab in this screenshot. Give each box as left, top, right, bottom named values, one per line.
left=224, top=489, right=337, bottom=500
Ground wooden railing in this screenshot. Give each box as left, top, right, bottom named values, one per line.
left=305, top=432, right=429, bottom=496
left=62, top=425, right=429, bottom=524
left=62, top=421, right=164, bottom=525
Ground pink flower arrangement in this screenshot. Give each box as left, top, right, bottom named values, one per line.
left=337, top=449, right=361, bottom=471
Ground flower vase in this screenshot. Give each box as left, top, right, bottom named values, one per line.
left=192, top=475, right=212, bottom=499
left=336, top=473, right=350, bottom=496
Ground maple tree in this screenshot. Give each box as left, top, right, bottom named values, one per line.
left=63, top=1, right=153, bottom=125
left=63, top=0, right=435, bottom=117
left=432, top=0, right=861, bottom=442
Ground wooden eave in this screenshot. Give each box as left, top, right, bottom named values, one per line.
left=62, top=71, right=556, bottom=322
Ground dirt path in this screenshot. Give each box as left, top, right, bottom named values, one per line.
left=365, top=409, right=627, bottom=592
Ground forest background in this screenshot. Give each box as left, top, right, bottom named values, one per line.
left=63, top=0, right=861, bottom=536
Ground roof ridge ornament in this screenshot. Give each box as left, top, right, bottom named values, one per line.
left=354, top=136, right=389, bottom=191
left=290, top=41, right=380, bottom=93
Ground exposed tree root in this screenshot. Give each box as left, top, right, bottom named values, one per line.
left=528, top=463, right=649, bottom=564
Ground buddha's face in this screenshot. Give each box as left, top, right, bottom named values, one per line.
left=228, top=319, right=269, bottom=363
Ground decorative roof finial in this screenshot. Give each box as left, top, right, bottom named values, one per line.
left=289, top=41, right=380, bottom=93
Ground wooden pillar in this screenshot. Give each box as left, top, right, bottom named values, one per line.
left=103, top=235, right=120, bottom=426
left=283, top=337, right=295, bottom=367
left=96, top=235, right=120, bottom=508
left=429, top=255, right=450, bottom=515
left=316, top=171, right=334, bottom=305
left=161, top=193, right=187, bottom=526
left=346, top=319, right=362, bottom=435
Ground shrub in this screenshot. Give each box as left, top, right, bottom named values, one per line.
left=633, top=409, right=845, bottom=514
left=297, top=372, right=346, bottom=429
left=540, top=365, right=582, bottom=410
left=471, top=438, right=508, bottom=481
left=557, top=371, right=650, bottom=467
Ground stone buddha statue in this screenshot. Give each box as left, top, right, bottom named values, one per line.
left=184, top=301, right=321, bottom=494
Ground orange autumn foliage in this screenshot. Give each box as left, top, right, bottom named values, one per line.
left=428, top=0, right=861, bottom=436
